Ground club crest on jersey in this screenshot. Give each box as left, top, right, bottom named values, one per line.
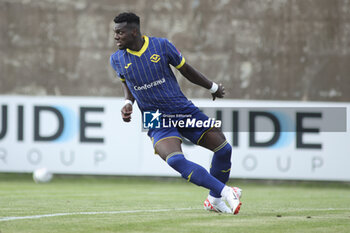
left=150, top=54, right=161, bottom=63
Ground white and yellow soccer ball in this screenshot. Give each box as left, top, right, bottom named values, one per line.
left=33, top=168, right=53, bottom=183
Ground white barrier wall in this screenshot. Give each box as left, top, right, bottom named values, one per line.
left=0, top=96, right=349, bottom=181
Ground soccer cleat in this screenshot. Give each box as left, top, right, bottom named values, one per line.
left=204, top=187, right=242, bottom=214
left=221, top=186, right=242, bottom=215
left=232, top=187, right=242, bottom=199
left=204, top=196, right=232, bottom=213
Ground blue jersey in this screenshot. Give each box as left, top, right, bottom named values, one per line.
left=110, top=36, right=195, bottom=114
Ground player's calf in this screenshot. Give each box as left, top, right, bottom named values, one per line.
left=209, top=141, right=232, bottom=197
left=166, top=152, right=225, bottom=194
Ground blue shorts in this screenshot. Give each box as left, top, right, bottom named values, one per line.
left=147, top=107, right=214, bottom=148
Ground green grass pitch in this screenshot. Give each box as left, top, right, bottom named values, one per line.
left=0, top=173, right=349, bottom=233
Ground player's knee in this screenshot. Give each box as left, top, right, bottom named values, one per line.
left=214, top=141, right=232, bottom=159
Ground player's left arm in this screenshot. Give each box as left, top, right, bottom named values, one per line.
left=178, top=63, right=225, bottom=100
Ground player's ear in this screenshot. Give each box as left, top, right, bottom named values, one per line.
left=130, top=27, right=138, bottom=37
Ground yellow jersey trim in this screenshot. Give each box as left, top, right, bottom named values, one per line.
left=175, top=57, right=186, bottom=69
left=119, top=77, right=126, bottom=82
left=126, top=36, right=149, bottom=57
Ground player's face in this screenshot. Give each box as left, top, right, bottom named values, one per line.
left=114, top=22, right=135, bottom=50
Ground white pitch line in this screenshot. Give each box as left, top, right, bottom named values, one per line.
left=2, top=207, right=349, bottom=222
left=0, top=208, right=201, bottom=222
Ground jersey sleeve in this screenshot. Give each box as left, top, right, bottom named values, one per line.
left=110, top=55, right=125, bottom=82
left=165, top=39, right=186, bottom=69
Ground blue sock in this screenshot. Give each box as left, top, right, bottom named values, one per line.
left=166, top=152, right=225, bottom=195
left=209, top=141, right=232, bottom=198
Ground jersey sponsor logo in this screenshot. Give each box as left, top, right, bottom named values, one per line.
left=150, top=54, right=161, bottom=63
left=124, top=63, right=132, bottom=69
left=133, top=78, right=166, bottom=91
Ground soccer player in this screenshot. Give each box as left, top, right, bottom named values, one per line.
left=110, top=12, right=242, bottom=214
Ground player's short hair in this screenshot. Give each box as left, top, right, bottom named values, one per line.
left=114, top=12, right=140, bottom=26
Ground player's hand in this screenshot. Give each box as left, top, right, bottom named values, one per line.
left=121, top=103, right=133, bottom=122
left=212, top=83, right=225, bottom=101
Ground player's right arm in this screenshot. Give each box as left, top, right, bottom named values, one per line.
left=120, top=79, right=135, bottom=122
left=110, top=55, right=135, bottom=122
